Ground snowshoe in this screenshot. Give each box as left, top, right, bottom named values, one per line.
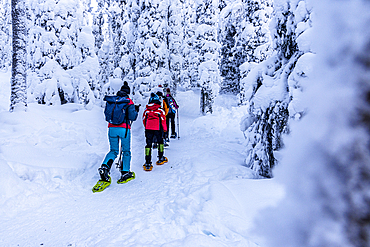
left=143, top=163, right=153, bottom=171
left=170, top=133, right=177, bottom=139
left=156, top=156, right=168, bottom=165
left=117, top=171, right=135, bottom=184
left=164, top=142, right=169, bottom=147
left=92, top=176, right=111, bottom=193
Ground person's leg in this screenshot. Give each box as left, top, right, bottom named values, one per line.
left=101, top=128, right=120, bottom=170
left=145, top=130, right=154, bottom=165
left=98, top=128, right=120, bottom=181
left=155, top=130, right=167, bottom=164
left=156, top=130, right=164, bottom=157
left=116, top=128, right=136, bottom=183
left=170, top=114, right=176, bottom=137
left=165, top=115, right=170, bottom=140
left=119, top=128, right=131, bottom=172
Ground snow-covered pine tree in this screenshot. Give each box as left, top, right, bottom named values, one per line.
left=125, top=0, right=140, bottom=95
left=10, top=0, right=27, bottom=112
left=101, top=66, right=124, bottom=99
left=98, top=41, right=111, bottom=97
left=62, top=0, right=101, bottom=106
left=257, top=1, right=370, bottom=246
left=92, top=1, right=105, bottom=53
left=131, top=0, right=154, bottom=96
left=0, top=0, right=11, bottom=71
left=118, top=25, right=135, bottom=85
left=69, top=26, right=100, bottom=108
left=238, top=0, right=273, bottom=103
left=218, top=1, right=243, bottom=94
left=111, top=0, right=130, bottom=69
left=243, top=0, right=272, bottom=62
left=218, top=0, right=227, bottom=11
left=92, top=0, right=115, bottom=90
left=180, top=0, right=198, bottom=89
left=27, top=0, right=82, bottom=105
left=92, top=0, right=115, bottom=54
left=195, top=0, right=220, bottom=115
left=115, top=0, right=135, bottom=85
left=167, top=0, right=183, bottom=95
left=26, top=0, right=99, bottom=107
left=153, top=0, right=172, bottom=92
left=132, top=0, right=170, bottom=98
left=240, top=0, right=312, bottom=177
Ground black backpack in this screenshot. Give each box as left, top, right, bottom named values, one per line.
left=103, top=95, right=130, bottom=125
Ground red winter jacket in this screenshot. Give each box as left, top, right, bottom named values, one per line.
left=142, top=103, right=167, bottom=132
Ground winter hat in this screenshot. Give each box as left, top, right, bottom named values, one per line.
left=156, top=91, right=163, bottom=97
left=166, top=88, right=171, bottom=93
left=120, top=81, right=130, bottom=95
left=149, top=92, right=161, bottom=105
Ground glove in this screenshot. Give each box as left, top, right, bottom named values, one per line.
left=135, top=104, right=141, bottom=112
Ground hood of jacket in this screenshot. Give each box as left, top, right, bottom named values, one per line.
left=146, top=103, right=161, bottom=111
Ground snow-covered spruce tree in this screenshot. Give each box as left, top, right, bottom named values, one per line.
left=256, top=1, right=370, bottom=246
left=92, top=0, right=114, bottom=97
left=114, top=0, right=138, bottom=88
left=125, top=0, right=140, bottom=96
left=240, top=0, right=312, bottom=177
left=243, top=0, right=273, bottom=63
left=27, top=0, right=99, bottom=107
left=218, top=0, right=227, bottom=11
left=92, top=2, right=105, bottom=53
left=69, top=26, right=99, bottom=108
left=10, top=0, right=27, bottom=112
left=116, top=1, right=136, bottom=86
left=27, top=0, right=81, bottom=105
left=238, top=0, right=273, bottom=103
left=132, top=0, right=170, bottom=98
left=195, top=0, right=220, bottom=115
left=0, top=0, right=12, bottom=71
left=111, top=0, right=130, bottom=69
left=95, top=0, right=130, bottom=103
left=180, top=0, right=198, bottom=90
left=92, top=0, right=114, bottom=54
left=167, top=0, right=183, bottom=95
left=131, top=0, right=153, bottom=96
left=218, top=1, right=244, bottom=94
left=101, top=66, right=124, bottom=97
left=97, top=41, right=111, bottom=98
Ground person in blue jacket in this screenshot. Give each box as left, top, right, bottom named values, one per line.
left=98, top=82, right=140, bottom=184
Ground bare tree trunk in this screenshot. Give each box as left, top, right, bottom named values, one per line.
left=200, top=86, right=213, bottom=115
left=10, top=0, right=27, bottom=112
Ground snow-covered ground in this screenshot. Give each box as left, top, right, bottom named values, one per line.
left=0, top=71, right=284, bottom=246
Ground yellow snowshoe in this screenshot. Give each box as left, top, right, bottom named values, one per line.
left=92, top=176, right=111, bottom=193
left=143, top=163, right=153, bottom=171
left=156, top=156, right=168, bottom=165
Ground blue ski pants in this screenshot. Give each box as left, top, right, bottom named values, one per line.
left=102, top=127, right=131, bottom=172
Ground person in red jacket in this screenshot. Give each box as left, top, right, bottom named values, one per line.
left=142, top=93, right=168, bottom=171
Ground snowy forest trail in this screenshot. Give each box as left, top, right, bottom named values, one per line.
left=0, top=73, right=284, bottom=246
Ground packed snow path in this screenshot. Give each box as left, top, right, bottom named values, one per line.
left=0, top=80, right=284, bottom=246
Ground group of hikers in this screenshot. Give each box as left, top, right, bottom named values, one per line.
left=92, top=82, right=179, bottom=192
